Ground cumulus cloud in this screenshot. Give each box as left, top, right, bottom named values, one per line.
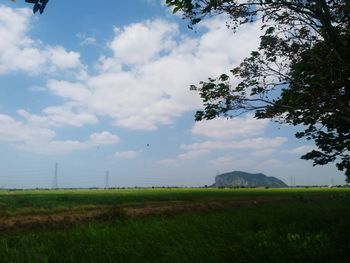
left=160, top=137, right=287, bottom=164
left=210, top=155, right=254, bottom=168
left=46, top=46, right=82, bottom=70
left=192, top=115, right=269, bottom=139
left=47, top=80, right=92, bottom=102
left=42, top=18, right=261, bottom=131
left=177, top=149, right=209, bottom=160
left=0, top=114, right=119, bottom=154
left=285, top=145, right=315, bottom=155
left=251, top=148, right=276, bottom=157
left=258, top=159, right=284, bottom=168
left=181, top=137, right=288, bottom=152
left=77, top=33, right=96, bottom=46
left=114, top=150, right=142, bottom=159
left=0, top=5, right=83, bottom=75
left=1, top=6, right=267, bottom=157
left=210, top=155, right=284, bottom=171
left=109, top=20, right=177, bottom=65
left=89, top=131, right=120, bottom=145
left=158, top=158, right=180, bottom=166
left=17, top=104, right=98, bottom=128
left=0, top=114, right=55, bottom=143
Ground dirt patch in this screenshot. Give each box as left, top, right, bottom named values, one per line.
left=124, top=198, right=285, bottom=217
left=0, top=207, right=124, bottom=232
left=0, top=195, right=339, bottom=232
left=123, top=194, right=335, bottom=217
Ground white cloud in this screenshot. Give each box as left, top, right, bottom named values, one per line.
left=28, top=140, right=91, bottom=154
left=109, top=20, right=177, bottom=65
left=46, top=46, right=82, bottom=70
left=192, top=115, right=269, bottom=139
left=251, top=148, right=276, bottom=157
left=114, top=150, right=142, bottom=159
left=17, top=104, right=98, bottom=128
left=210, top=155, right=235, bottom=165
left=0, top=114, right=55, bottom=143
left=158, top=149, right=208, bottom=164
left=181, top=137, right=288, bottom=152
left=161, top=136, right=286, bottom=163
left=0, top=113, right=118, bottom=154
left=209, top=155, right=284, bottom=171
left=158, top=158, right=180, bottom=166
left=43, top=18, right=261, bottom=131
left=47, top=80, right=92, bottom=102
left=42, top=105, right=97, bottom=127
left=89, top=131, right=120, bottom=145
left=77, top=33, right=96, bottom=46
left=210, top=155, right=254, bottom=168
left=285, top=145, right=315, bottom=155
left=0, top=5, right=83, bottom=75
left=0, top=7, right=267, bottom=157
left=161, top=136, right=287, bottom=163
left=258, top=159, right=284, bottom=168
left=0, top=14, right=261, bottom=130
left=177, top=149, right=209, bottom=160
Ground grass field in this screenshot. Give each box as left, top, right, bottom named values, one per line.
left=0, top=187, right=348, bottom=214
left=0, top=188, right=349, bottom=262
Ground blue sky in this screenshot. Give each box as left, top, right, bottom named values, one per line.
left=0, top=0, right=344, bottom=188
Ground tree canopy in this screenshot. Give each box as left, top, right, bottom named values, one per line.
left=166, top=0, right=350, bottom=181
left=12, top=0, right=49, bottom=14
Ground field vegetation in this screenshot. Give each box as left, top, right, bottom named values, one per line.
left=0, top=188, right=349, bottom=262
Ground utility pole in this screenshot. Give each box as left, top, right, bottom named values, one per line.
left=53, top=162, right=58, bottom=189
left=105, top=170, right=109, bottom=189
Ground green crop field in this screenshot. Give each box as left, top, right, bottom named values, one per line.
left=0, top=187, right=348, bottom=214
left=0, top=188, right=349, bottom=262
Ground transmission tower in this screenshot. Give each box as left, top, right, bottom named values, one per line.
left=105, top=170, right=110, bottom=189
left=53, top=162, right=58, bottom=189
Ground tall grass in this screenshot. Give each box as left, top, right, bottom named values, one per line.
left=0, top=197, right=349, bottom=263
left=0, top=187, right=348, bottom=214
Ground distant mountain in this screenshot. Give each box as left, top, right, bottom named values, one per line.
left=213, top=171, right=287, bottom=188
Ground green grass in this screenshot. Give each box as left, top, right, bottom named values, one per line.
left=0, top=188, right=349, bottom=262
left=0, top=196, right=349, bottom=263
left=0, top=187, right=349, bottom=215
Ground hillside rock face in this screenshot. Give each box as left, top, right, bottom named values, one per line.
left=214, top=171, right=287, bottom=188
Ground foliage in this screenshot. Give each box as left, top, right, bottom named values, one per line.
left=11, top=0, right=49, bottom=14
left=166, top=0, right=350, bottom=181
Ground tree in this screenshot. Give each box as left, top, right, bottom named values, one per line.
left=166, top=0, right=350, bottom=181
left=11, top=0, right=49, bottom=14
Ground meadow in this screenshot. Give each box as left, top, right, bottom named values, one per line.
left=0, top=187, right=349, bottom=262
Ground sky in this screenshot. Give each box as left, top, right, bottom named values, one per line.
left=0, top=0, right=345, bottom=188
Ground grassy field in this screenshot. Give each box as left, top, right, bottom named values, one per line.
left=0, top=187, right=348, bottom=214
left=0, top=188, right=349, bottom=262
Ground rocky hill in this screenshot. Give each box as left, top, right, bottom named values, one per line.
left=213, top=171, right=287, bottom=188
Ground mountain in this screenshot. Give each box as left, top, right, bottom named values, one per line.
left=213, top=171, right=287, bottom=188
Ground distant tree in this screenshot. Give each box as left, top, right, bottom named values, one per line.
left=166, top=0, right=350, bottom=181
